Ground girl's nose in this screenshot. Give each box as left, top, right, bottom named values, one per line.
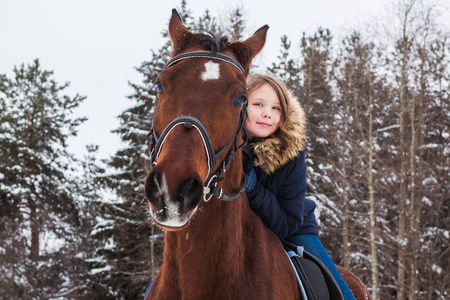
left=262, top=109, right=271, bottom=118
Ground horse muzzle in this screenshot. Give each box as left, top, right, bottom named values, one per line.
left=145, top=168, right=203, bottom=230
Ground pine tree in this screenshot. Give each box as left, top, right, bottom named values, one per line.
left=384, top=1, right=450, bottom=297
left=420, top=36, right=450, bottom=299
left=269, top=35, right=302, bottom=91
left=196, top=9, right=221, bottom=36
left=0, top=59, right=86, bottom=298
left=99, top=44, right=169, bottom=298
left=224, top=6, right=246, bottom=40
left=71, top=145, right=112, bottom=299
left=335, top=32, right=391, bottom=298
left=297, top=29, right=336, bottom=208
left=296, top=29, right=343, bottom=253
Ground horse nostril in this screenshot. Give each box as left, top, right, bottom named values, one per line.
left=177, top=177, right=203, bottom=211
left=145, top=171, right=166, bottom=207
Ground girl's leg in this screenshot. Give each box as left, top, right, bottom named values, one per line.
left=286, top=234, right=356, bottom=300
left=144, top=276, right=156, bottom=299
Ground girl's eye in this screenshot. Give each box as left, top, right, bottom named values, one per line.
left=273, top=106, right=281, bottom=111
left=154, top=80, right=164, bottom=94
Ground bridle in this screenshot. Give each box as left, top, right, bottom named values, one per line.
left=148, top=51, right=248, bottom=202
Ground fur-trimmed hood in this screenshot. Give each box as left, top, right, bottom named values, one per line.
left=249, top=92, right=307, bottom=175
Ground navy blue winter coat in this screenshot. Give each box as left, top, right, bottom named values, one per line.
left=245, top=91, right=318, bottom=239
left=247, top=151, right=318, bottom=239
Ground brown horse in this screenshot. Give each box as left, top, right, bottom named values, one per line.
left=144, top=9, right=371, bottom=300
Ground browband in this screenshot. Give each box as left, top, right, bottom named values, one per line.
left=164, top=51, right=246, bottom=77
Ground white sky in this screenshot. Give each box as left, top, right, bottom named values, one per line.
left=0, top=0, right=406, bottom=160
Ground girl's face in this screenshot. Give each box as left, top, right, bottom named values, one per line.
left=245, top=83, right=282, bottom=140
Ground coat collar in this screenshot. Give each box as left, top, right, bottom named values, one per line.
left=249, top=92, right=307, bottom=175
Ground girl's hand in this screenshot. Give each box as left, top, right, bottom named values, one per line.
left=245, top=168, right=257, bottom=192
left=242, top=146, right=254, bottom=174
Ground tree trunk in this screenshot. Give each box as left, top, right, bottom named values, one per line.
left=341, top=104, right=350, bottom=270
left=352, top=69, right=378, bottom=298
left=409, top=44, right=426, bottom=299
left=342, top=176, right=350, bottom=270
left=408, top=92, right=417, bottom=300
left=368, top=154, right=378, bottom=299
left=30, top=199, right=39, bottom=261
left=367, top=78, right=378, bottom=300
left=397, top=79, right=407, bottom=300
left=397, top=23, right=411, bottom=300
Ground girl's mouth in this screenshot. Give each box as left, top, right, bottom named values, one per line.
left=257, top=122, right=271, bottom=127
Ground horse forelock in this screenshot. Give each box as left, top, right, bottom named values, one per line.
left=171, top=31, right=255, bottom=76
left=174, top=32, right=229, bottom=55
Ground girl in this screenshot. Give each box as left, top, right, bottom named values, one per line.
left=243, top=73, right=356, bottom=300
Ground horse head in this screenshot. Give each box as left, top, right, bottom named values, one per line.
left=145, top=10, right=268, bottom=231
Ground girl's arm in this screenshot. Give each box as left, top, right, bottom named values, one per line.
left=246, top=153, right=307, bottom=238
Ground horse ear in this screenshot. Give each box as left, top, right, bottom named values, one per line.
left=243, top=25, right=269, bottom=59
left=168, top=9, right=192, bottom=53
left=230, top=25, right=269, bottom=74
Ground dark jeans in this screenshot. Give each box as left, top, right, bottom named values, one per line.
left=285, top=234, right=356, bottom=300
left=144, top=276, right=155, bottom=299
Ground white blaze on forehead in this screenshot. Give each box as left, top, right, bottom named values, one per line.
left=200, top=61, right=220, bottom=81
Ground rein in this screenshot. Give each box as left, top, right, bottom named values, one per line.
left=148, top=51, right=248, bottom=202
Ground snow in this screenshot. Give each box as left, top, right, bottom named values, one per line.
left=422, top=197, right=432, bottom=206
left=104, top=237, right=115, bottom=250
left=91, top=217, right=114, bottom=236
left=432, top=264, right=443, bottom=275
left=91, top=265, right=112, bottom=275
left=423, top=176, right=437, bottom=185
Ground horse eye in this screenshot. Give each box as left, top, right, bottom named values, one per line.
left=233, top=94, right=247, bottom=108
left=154, top=80, right=164, bottom=94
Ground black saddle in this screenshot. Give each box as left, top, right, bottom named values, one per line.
left=281, top=239, right=344, bottom=300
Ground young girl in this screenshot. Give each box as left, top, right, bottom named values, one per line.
left=243, top=73, right=356, bottom=300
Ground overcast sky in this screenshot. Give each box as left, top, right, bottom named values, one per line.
left=0, top=0, right=410, bottom=160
